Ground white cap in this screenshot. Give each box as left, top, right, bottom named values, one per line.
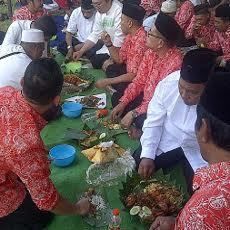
left=161, top=0, right=177, bottom=13
left=21, top=29, right=45, bottom=43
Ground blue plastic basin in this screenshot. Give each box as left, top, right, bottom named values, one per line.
left=62, top=102, right=83, bottom=118
left=49, top=144, right=77, bottom=167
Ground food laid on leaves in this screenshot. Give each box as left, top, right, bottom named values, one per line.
left=101, top=119, right=122, bottom=130
left=64, top=74, right=90, bottom=86
left=81, top=188, right=111, bottom=227
left=76, top=95, right=102, bottom=108
left=66, top=93, right=106, bottom=109
left=83, top=188, right=106, bottom=215
left=120, top=172, right=186, bottom=223
left=82, top=141, right=125, bottom=164
left=61, top=74, right=91, bottom=95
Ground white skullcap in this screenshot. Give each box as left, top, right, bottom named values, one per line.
left=161, top=0, right=177, bottom=13
left=21, top=29, right=44, bottom=43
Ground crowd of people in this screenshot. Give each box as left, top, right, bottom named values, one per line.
left=0, top=0, right=229, bottom=229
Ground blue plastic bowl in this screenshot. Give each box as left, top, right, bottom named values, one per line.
left=49, top=144, right=77, bottom=167
left=62, top=102, right=83, bottom=118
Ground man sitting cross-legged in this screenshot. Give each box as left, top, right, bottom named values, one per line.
left=95, top=2, right=147, bottom=95
left=134, top=48, right=218, bottom=194
left=110, top=12, right=183, bottom=139
left=149, top=71, right=230, bottom=230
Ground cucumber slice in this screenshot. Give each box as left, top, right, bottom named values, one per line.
left=130, top=206, right=141, bottom=216
left=142, top=206, right=152, bottom=216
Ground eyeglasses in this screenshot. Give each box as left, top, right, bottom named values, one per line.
left=147, top=31, right=165, bottom=40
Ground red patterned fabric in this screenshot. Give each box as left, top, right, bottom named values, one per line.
left=120, top=47, right=182, bottom=115
left=13, top=6, right=47, bottom=21
left=175, top=162, right=230, bottom=229
left=175, top=1, right=194, bottom=32
left=0, top=87, right=59, bottom=217
left=208, top=26, right=230, bottom=61
left=185, top=17, right=216, bottom=46
left=119, top=27, right=147, bottom=74
left=141, top=0, right=164, bottom=15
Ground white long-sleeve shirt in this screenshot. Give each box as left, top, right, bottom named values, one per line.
left=66, top=7, right=95, bottom=43
left=140, top=70, right=207, bottom=171
left=87, top=0, right=125, bottom=54
left=0, top=45, right=31, bottom=90
left=2, top=20, right=32, bottom=47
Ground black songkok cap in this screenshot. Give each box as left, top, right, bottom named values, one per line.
left=194, top=4, right=209, bottom=15
left=81, top=0, right=94, bottom=10
left=122, top=2, right=146, bottom=22
left=199, top=72, right=230, bottom=125
left=180, top=48, right=218, bottom=83
left=215, top=4, right=230, bottom=18
left=155, top=12, right=183, bottom=44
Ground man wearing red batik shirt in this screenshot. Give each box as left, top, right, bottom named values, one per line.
left=149, top=72, right=230, bottom=230
left=111, top=12, right=183, bottom=139
left=13, top=0, right=47, bottom=21
left=207, top=4, right=230, bottom=63
left=95, top=3, right=147, bottom=94
left=185, top=4, right=216, bottom=47
left=141, top=0, right=164, bottom=15
left=175, top=0, right=196, bottom=32
left=0, top=58, right=90, bottom=229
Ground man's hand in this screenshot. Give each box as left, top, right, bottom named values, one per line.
left=149, top=216, right=176, bottom=230
left=66, top=48, right=73, bottom=60
left=111, top=103, right=126, bottom=121
left=75, top=198, right=91, bottom=216
left=102, top=58, right=114, bottom=72
left=95, top=79, right=111, bottom=89
left=73, top=50, right=84, bottom=61
left=101, top=31, right=112, bottom=46
left=121, top=111, right=134, bottom=129
left=138, top=158, right=155, bottom=178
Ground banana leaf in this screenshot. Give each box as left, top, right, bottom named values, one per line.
left=61, top=128, right=88, bottom=142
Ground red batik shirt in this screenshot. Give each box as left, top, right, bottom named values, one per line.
left=175, top=1, right=194, bottom=32
left=185, top=17, right=216, bottom=46
left=175, top=162, right=230, bottom=229
left=119, top=27, right=147, bottom=75
left=0, top=87, right=59, bottom=217
left=120, top=47, right=182, bottom=115
left=13, top=6, right=47, bottom=21
left=208, top=26, right=230, bottom=61
left=141, top=0, right=164, bottom=15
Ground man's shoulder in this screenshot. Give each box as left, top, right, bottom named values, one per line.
left=71, top=7, right=81, bottom=17
left=112, top=0, right=123, bottom=9
left=157, top=71, right=180, bottom=93
left=10, top=20, right=32, bottom=30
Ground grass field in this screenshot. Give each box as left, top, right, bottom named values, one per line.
left=0, top=1, right=15, bottom=32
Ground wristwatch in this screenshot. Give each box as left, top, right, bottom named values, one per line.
left=131, top=110, right=138, bottom=119
left=67, top=45, right=73, bottom=50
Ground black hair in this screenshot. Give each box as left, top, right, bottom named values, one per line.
left=194, top=4, right=210, bottom=15
left=196, top=104, right=230, bottom=151
left=34, top=16, right=57, bottom=38
left=23, top=58, right=64, bottom=105
left=81, top=0, right=94, bottom=10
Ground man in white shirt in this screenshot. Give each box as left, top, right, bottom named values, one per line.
left=143, top=0, right=177, bottom=31
left=1, top=16, right=56, bottom=53
left=134, top=48, right=217, bottom=194
left=0, top=29, right=45, bottom=90
left=65, top=0, right=102, bottom=59
left=73, top=0, right=125, bottom=69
